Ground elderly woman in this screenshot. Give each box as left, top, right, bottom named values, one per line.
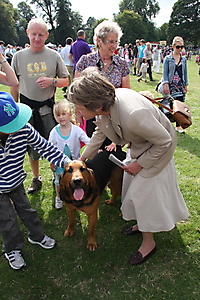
left=75, top=20, right=130, bottom=139
left=75, top=20, right=130, bottom=88
left=162, top=36, right=188, bottom=133
left=67, top=68, right=189, bottom=265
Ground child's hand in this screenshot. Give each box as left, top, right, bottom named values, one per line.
left=50, top=163, right=55, bottom=171
left=105, top=142, right=117, bottom=152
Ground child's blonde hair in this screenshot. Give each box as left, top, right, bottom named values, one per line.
left=53, top=99, right=72, bottom=116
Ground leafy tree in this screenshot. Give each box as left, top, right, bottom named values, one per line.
left=55, top=0, right=76, bottom=45
left=119, top=0, right=160, bottom=21
left=168, top=0, right=200, bottom=46
left=0, top=0, right=18, bottom=44
left=30, top=0, right=56, bottom=30
left=28, top=0, right=83, bottom=43
left=115, top=10, right=147, bottom=45
left=17, top=1, right=35, bottom=21
left=84, top=17, right=97, bottom=44
left=157, top=23, right=169, bottom=43
left=15, top=2, right=35, bottom=46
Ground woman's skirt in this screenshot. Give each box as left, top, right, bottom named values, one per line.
left=121, top=158, right=189, bottom=232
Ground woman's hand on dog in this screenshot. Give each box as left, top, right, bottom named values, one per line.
left=105, top=142, right=117, bottom=152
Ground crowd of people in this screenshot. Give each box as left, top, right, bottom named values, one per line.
left=0, top=18, right=190, bottom=270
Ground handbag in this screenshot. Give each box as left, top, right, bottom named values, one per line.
left=144, top=95, right=192, bottom=129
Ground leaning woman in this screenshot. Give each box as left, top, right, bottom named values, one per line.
left=67, top=68, right=189, bottom=265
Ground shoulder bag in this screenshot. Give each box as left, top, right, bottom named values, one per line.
left=144, top=95, right=192, bottom=129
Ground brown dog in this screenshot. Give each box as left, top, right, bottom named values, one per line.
left=59, top=150, right=126, bottom=251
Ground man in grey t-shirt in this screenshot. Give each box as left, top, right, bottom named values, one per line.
left=11, top=18, right=69, bottom=194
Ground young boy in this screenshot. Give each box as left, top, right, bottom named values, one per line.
left=0, top=92, right=71, bottom=270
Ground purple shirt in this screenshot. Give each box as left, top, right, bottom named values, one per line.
left=76, top=51, right=130, bottom=88
left=69, top=38, right=91, bottom=69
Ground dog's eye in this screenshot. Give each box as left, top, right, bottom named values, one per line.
left=80, top=166, right=86, bottom=172
left=67, top=166, right=73, bottom=173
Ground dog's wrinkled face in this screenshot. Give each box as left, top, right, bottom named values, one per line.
left=60, top=160, right=96, bottom=202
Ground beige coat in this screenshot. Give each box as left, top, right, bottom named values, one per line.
left=82, top=88, right=177, bottom=178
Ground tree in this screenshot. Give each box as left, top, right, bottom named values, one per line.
left=55, top=0, right=83, bottom=45
left=115, top=10, right=147, bottom=45
left=15, top=2, right=35, bottom=46
left=119, top=0, right=160, bottom=21
left=30, top=0, right=56, bottom=31
left=0, top=0, right=18, bottom=44
left=84, top=17, right=97, bottom=44
left=17, top=1, right=35, bottom=22
left=157, top=23, right=169, bottom=43
left=168, top=0, right=200, bottom=46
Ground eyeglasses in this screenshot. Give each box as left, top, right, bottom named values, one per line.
left=104, top=40, right=119, bottom=45
left=175, top=45, right=184, bottom=49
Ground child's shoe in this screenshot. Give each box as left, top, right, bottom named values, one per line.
left=28, top=235, right=56, bottom=249
left=5, top=250, right=26, bottom=270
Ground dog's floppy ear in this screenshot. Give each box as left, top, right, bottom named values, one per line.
left=87, top=168, right=94, bottom=176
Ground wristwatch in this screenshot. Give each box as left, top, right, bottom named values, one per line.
left=52, top=78, right=57, bottom=86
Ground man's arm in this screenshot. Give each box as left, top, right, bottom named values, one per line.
left=68, top=53, right=74, bottom=64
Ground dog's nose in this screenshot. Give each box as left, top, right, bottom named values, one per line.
left=73, top=178, right=82, bottom=185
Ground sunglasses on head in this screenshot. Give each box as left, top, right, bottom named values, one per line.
left=175, top=45, right=184, bottom=49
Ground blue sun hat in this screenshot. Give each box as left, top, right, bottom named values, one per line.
left=0, top=92, right=32, bottom=133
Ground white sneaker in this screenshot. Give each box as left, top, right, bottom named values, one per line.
left=5, top=250, right=26, bottom=270
left=28, top=235, right=56, bottom=249
left=55, top=197, right=63, bottom=209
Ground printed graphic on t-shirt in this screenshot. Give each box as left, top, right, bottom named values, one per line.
left=27, top=62, right=47, bottom=77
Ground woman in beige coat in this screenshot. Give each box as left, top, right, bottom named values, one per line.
left=67, top=68, right=189, bottom=265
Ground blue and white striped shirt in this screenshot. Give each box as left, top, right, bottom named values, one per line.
left=0, top=123, right=70, bottom=193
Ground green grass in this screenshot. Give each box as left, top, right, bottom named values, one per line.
left=0, top=59, right=199, bottom=300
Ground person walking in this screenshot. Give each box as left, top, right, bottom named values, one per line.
left=69, top=30, right=91, bottom=73
left=60, top=37, right=74, bottom=92
left=10, top=18, right=69, bottom=194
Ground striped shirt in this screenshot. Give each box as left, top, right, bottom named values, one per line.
left=0, top=123, right=70, bottom=193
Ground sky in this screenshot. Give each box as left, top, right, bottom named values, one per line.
left=10, top=0, right=177, bottom=27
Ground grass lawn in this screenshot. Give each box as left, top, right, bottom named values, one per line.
left=0, top=58, right=199, bottom=300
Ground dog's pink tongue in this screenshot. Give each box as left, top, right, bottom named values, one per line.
left=73, top=188, right=84, bottom=200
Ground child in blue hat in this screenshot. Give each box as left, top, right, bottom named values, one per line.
left=0, top=92, right=71, bottom=270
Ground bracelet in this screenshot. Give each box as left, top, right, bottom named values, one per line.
left=0, top=58, right=7, bottom=64
left=52, top=78, right=57, bottom=86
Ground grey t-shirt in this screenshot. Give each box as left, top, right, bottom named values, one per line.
left=12, top=47, right=69, bottom=102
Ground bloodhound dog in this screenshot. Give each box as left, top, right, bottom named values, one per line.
left=59, top=149, right=126, bottom=251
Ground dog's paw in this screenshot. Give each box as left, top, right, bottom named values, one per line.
left=64, top=228, right=74, bottom=237
left=87, top=240, right=97, bottom=251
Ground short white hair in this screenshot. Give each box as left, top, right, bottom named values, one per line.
left=93, top=20, right=123, bottom=47
left=27, top=18, right=48, bottom=33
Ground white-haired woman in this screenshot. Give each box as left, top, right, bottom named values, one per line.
left=75, top=20, right=130, bottom=137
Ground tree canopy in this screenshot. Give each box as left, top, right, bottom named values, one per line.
left=119, top=0, right=160, bottom=21
left=168, top=0, right=200, bottom=46
left=0, top=0, right=18, bottom=44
